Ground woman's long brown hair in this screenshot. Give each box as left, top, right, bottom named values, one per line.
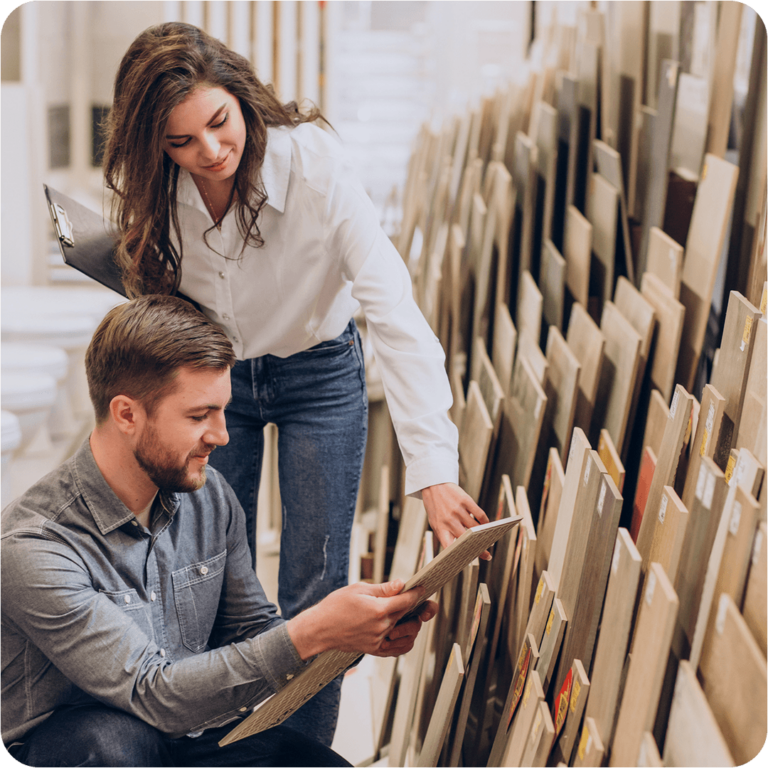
left=103, top=22, right=324, bottom=297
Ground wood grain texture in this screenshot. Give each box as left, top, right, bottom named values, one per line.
left=631, top=446, right=657, bottom=543
left=698, top=594, right=767, bottom=766
left=544, top=325, right=581, bottom=462
left=735, top=317, right=767, bottom=470
left=598, top=429, right=625, bottom=493
left=492, top=300, right=518, bottom=398
left=662, top=660, right=734, bottom=767
left=645, top=485, right=688, bottom=585
left=541, top=238, right=567, bottom=332
left=566, top=302, right=605, bottom=435
left=458, top=380, right=494, bottom=501
left=520, top=700, right=555, bottom=767
left=645, top=226, right=683, bottom=299
left=564, top=205, right=593, bottom=308
left=643, top=389, right=669, bottom=458
left=517, top=270, right=544, bottom=350
left=536, top=449, right=565, bottom=580
left=743, top=521, right=767, bottom=657
left=507, top=487, right=537, bottom=663
left=609, top=563, right=679, bottom=766
left=584, top=528, right=642, bottom=755
left=586, top=172, right=619, bottom=313
left=535, top=598, right=567, bottom=695
left=573, top=716, right=604, bottom=768
left=500, top=668, right=545, bottom=768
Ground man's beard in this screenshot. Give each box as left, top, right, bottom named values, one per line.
left=134, top=423, right=214, bottom=493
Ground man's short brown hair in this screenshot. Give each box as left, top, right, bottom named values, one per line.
left=86, top=295, right=236, bottom=423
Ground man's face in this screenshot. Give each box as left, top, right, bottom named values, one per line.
left=133, top=366, right=231, bottom=493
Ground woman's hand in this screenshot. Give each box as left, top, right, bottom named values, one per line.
left=422, top=482, right=491, bottom=559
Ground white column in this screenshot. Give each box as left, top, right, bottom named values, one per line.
left=206, top=0, right=228, bottom=44
left=254, top=1, right=273, bottom=83
left=322, top=0, right=341, bottom=127
left=183, top=0, right=204, bottom=29
left=163, top=1, right=182, bottom=22
left=230, top=1, right=251, bottom=60
left=300, top=0, right=320, bottom=106
left=277, top=0, right=297, bottom=102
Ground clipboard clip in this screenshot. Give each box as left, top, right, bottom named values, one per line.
left=49, top=201, right=75, bottom=247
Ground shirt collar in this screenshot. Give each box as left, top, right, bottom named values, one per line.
left=174, top=125, right=292, bottom=214
left=72, top=439, right=179, bottom=536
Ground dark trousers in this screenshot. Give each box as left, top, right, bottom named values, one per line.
left=10, top=704, right=351, bottom=767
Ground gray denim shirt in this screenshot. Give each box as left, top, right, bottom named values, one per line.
left=1, top=439, right=307, bottom=745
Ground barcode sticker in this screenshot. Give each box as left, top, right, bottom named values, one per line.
left=612, top=537, right=621, bottom=574
left=752, top=529, right=764, bottom=566
left=658, top=494, right=668, bottom=524
left=597, top=482, right=606, bottom=517
left=646, top=569, right=657, bottom=606
left=584, top=459, right=591, bottom=486
left=716, top=593, right=728, bottom=635
left=670, top=390, right=680, bottom=418
left=696, top=464, right=707, bottom=500
left=729, top=501, right=742, bottom=536
left=703, top=472, right=716, bottom=510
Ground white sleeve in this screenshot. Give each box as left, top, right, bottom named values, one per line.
left=325, top=155, right=459, bottom=496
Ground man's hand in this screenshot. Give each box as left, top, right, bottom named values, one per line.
left=287, top=580, right=438, bottom=661
left=422, top=482, right=491, bottom=559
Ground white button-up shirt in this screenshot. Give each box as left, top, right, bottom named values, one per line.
left=175, top=123, right=458, bottom=495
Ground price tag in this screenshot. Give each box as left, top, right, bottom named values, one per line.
left=645, top=569, right=657, bottom=606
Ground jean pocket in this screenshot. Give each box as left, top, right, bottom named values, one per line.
left=172, top=550, right=227, bottom=653
left=99, top=588, right=155, bottom=643
left=302, top=321, right=357, bottom=355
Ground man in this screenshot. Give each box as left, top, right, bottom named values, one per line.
left=2, top=295, right=435, bottom=767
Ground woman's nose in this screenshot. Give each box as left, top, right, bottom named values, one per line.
left=199, top=132, right=221, bottom=161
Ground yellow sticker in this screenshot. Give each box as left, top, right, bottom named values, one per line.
left=742, top=316, right=754, bottom=349
left=535, top=577, right=544, bottom=604
left=578, top=726, right=590, bottom=760
left=761, top=283, right=767, bottom=315
left=570, top=680, right=581, bottom=713
left=701, top=162, right=708, bottom=181
left=725, top=454, right=737, bottom=484
left=546, top=607, right=555, bottom=635
left=700, top=428, right=709, bottom=457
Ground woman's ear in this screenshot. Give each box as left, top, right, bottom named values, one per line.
left=108, top=395, right=143, bottom=436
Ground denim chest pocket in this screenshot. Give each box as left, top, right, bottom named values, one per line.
left=172, top=550, right=227, bottom=653
left=99, top=588, right=155, bottom=643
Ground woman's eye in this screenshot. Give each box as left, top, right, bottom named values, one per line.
left=169, top=138, right=191, bottom=148
left=212, top=113, right=229, bottom=129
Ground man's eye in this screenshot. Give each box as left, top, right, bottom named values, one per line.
left=191, top=415, right=207, bottom=422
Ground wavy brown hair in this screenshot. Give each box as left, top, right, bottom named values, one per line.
left=103, top=22, right=324, bottom=297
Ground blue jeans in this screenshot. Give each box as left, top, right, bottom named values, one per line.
left=208, top=319, right=368, bottom=745
left=9, top=703, right=351, bottom=767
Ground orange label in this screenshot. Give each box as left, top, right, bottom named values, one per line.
left=553, top=668, right=573, bottom=736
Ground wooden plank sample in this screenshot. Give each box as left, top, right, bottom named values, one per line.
left=637, top=59, right=680, bottom=280
left=450, top=366, right=466, bottom=433
left=676, top=155, right=740, bottom=390
left=662, top=660, right=734, bottom=767
left=389, top=496, right=429, bottom=582
left=593, top=138, right=635, bottom=286
left=517, top=330, right=548, bottom=386
left=598, top=429, right=625, bottom=493
left=512, top=131, right=539, bottom=298
left=566, top=302, right=605, bottom=435
left=592, top=301, right=642, bottom=455
left=487, top=634, right=541, bottom=767
left=534, top=102, right=559, bottom=261
left=517, top=270, right=544, bottom=351
left=536, top=449, right=565, bottom=580
left=643, top=389, right=669, bottom=458
left=586, top=172, right=620, bottom=313
left=458, top=380, right=494, bottom=501
left=475, top=336, right=505, bottom=427
left=644, top=485, right=688, bottom=585
left=522, top=570, right=557, bottom=660
left=640, top=271, right=686, bottom=404
left=564, top=205, right=593, bottom=309
left=637, top=732, right=662, bottom=767
left=417, top=644, right=465, bottom=767
left=636, top=385, right=695, bottom=568
left=373, top=465, right=390, bottom=585
left=698, top=594, right=767, bottom=766
left=492, top=300, right=517, bottom=398
left=573, top=716, right=604, bottom=768
left=535, top=598, right=567, bottom=695
left=507, top=487, right=537, bottom=665
left=584, top=528, right=642, bottom=752
left=555, top=658, right=590, bottom=765
left=520, top=700, right=555, bottom=767
left=709, top=291, right=762, bottom=461
left=669, top=72, right=709, bottom=179
left=541, top=238, right=567, bottom=333
left=555, top=469, right=623, bottom=697
left=455, top=558, right=480, bottom=660
left=553, top=73, right=578, bottom=252
left=645, top=226, right=683, bottom=299
left=609, top=563, right=679, bottom=766
left=743, top=521, right=767, bottom=657
left=447, top=585, right=491, bottom=767
left=736, top=316, right=767, bottom=470
left=547, top=428, right=592, bottom=591
left=675, top=457, right=729, bottom=648
left=500, top=669, right=545, bottom=768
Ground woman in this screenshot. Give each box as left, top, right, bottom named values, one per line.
left=103, top=21, right=487, bottom=744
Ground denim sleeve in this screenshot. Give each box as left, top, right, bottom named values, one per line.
left=1, top=522, right=306, bottom=737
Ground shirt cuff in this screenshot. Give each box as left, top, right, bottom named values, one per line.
left=252, top=623, right=311, bottom=692
left=404, top=451, right=459, bottom=498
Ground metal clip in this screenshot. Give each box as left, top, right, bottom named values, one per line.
left=50, top=202, right=75, bottom=246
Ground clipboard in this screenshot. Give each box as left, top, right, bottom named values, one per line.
left=43, top=184, right=126, bottom=297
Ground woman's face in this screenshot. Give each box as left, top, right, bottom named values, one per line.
left=164, top=86, right=246, bottom=183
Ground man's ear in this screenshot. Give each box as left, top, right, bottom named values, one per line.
left=109, top=395, right=144, bottom=436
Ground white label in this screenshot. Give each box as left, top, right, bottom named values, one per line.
left=584, top=459, right=591, bottom=486
left=567, top=439, right=577, bottom=471
left=705, top=403, right=715, bottom=434
left=716, top=593, right=728, bottom=635
left=670, top=390, right=680, bottom=418
left=611, top=537, right=621, bottom=574
left=658, top=495, right=668, bottom=524
left=733, top=454, right=745, bottom=488
left=696, top=464, right=707, bottom=500
left=668, top=247, right=676, bottom=263
left=752, top=529, right=764, bottom=566
left=597, top=482, right=606, bottom=517
left=703, top=472, right=716, bottom=509
left=639, top=737, right=648, bottom=766
left=729, top=501, right=742, bottom=536
left=646, top=569, right=657, bottom=606
left=587, top=734, right=593, bottom=756
left=534, top=398, right=542, bottom=420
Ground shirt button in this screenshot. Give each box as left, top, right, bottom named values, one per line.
left=218, top=271, right=226, bottom=279
left=233, top=338, right=239, bottom=343
left=239, top=707, right=248, bottom=712
left=131, top=520, right=138, bottom=526
left=124, top=595, right=131, bottom=604
left=200, top=566, right=209, bottom=575
left=160, top=648, right=166, bottom=658
left=150, top=592, right=157, bottom=602
left=222, top=314, right=230, bottom=321
left=286, top=674, right=294, bottom=680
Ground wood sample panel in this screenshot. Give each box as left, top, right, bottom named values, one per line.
left=541, top=238, right=567, bottom=333
left=553, top=73, right=578, bottom=251
left=642, top=389, right=669, bottom=458
left=662, top=660, right=734, bottom=767
left=573, top=716, right=604, bottom=768
left=598, top=429, right=625, bottom=493
left=644, top=485, right=688, bottom=585
left=698, top=594, right=767, bottom=766
left=536, top=449, right=565, bottom=580
left=609, top=563, right=679, bottom=766
left=517, top=330, right=548, bottom=386
left=520, top=700, right=555, bottom=767
left=592, top=301, right=642, bottom=455
left=555, top=658, right=590, bottom=765
left=534, top=102, right=559, bottom=261
left=709, top=291, right=762, bottom=461
left=535, top=597, right=567, bottom=695
left=564, top=205, right=593, bottom=309
left=501, top=669, right=546, bottom=768
left=584, top=528, right=642, bottom=755
left=566, top=302, right=605, bottom=435
left=517, top=270, right=544, bottom=350
left=631, top=446, right=656, bottom=542
left=676, top=154, right=740, bottom=390
left=669, top=72, right=708, bottom=180
left=458, top=380, right=494, bottom=501
left=492, top=300, right=518, bottom=397
left=640, top=271, right=686, bottom=403
left=645, top=226, right=683, bottom=299
left=743, top=521, right=767, bottom=656
left=586, top=172, right=620, bottom=313
left=635, top=385, right=695, bottom=568
left=512, top=131, right=539, bottom=298
left=736, top=316, right=767, bottom=469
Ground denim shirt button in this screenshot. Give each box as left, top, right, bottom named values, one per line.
left=150, top=592, right=157, bottom=601
left=131, top=520, right=138, bottom=526
left=160, top=648, right=166, bottom=658
left=286, top=673, right=294, bottom=680
left=124, top=595, right=131, bottom=604
left=239, top=707, right=248, bottom=712
left=200, top=566, right=209, bottom=575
